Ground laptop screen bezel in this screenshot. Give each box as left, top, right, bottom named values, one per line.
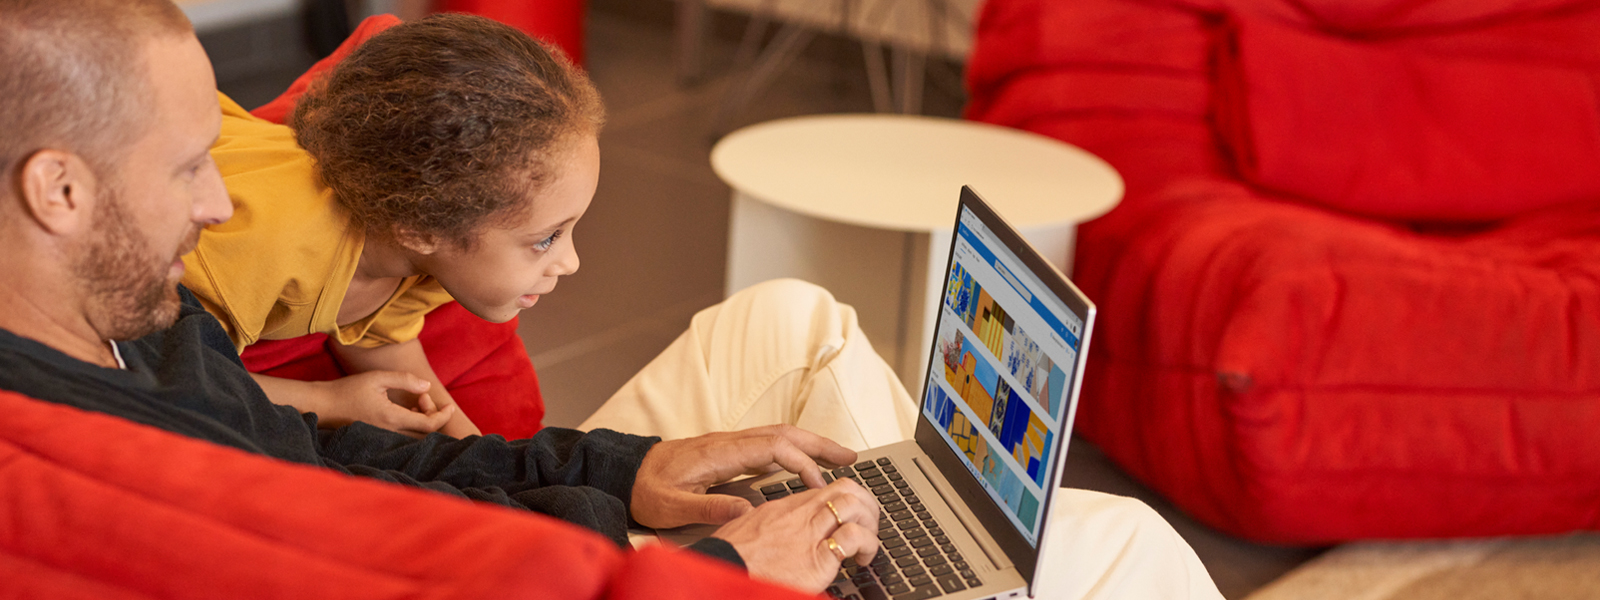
left=913, top=186, right=1097, bottom=594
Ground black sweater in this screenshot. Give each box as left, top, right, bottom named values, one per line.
left=0, top=287, right=741, bottom=566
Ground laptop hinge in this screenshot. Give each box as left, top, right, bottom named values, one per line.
left=912, top=456, right=1013, bottom=571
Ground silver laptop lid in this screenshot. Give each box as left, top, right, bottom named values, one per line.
left=913, top=186, right=1097, bottom=597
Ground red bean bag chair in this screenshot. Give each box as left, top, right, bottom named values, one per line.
left=0, top=389, right=806, bottom=599
left=250, top=14, right=545, bottom=439
left=432, top=0, right=588, bottom=65
left=966, top=0, right=1600, bottom=543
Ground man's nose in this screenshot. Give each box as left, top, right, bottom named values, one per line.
left=193, top=161, right=232, bottom=225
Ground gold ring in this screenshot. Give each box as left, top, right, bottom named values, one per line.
left=825, top=537, right=847, bottom=561
left=825, top=500, right=844, bottom=527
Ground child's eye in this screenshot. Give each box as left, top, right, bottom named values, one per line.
left=533, top=229, right=563, bottom=252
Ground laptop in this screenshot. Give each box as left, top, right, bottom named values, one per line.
left=665, top=186, right=1096, bottom=600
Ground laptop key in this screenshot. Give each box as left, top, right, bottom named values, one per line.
left=889, top=509, right=913, bottom=521
left=878, top=529, right=898, bottom=541
left=949, top=552, right=964, bottom=563
left=858, top=583, right=891, bottom=600
left=883, top=502, right=907, bottom=513
left=930, top=564, right=954, bottom=576
left=876, top=457, right=892, bottom=466
left=872, top=484, right=895, bottom=496
left=895, top=556, right=920, bottom=568
left=759, top=483, right=787, bottom=495
left=764, top=490, right=789, bottom=501
left=883, top=537, right=906, bottom=549
left=927, top=527, right=944, bottom=537
left=959, top=569, right=976, bottom=579
left=855, top=461, right=876, bottom=471
left=940, top=544, right=957, bottom=554
left=881, top=573, right=904, bottom=586
left=902, top=565, right=927, bottom=578
left=903, top=528, right=926, bottom=539
left=865, top=476, right=888, bottom=487
left=892, top=587, right=940, bottom=600
left=952, top=561, right=968, bottom=571
left=916, top=546, right=940, bottom=558
left=886, top=583, right=912, bottom=595
left=933, top=536, right=949, bottom=545
left=923, top=555, right=947, bottom=567
left=910, top=537, right=934, bottom=548
left=938, top=576, right=967, bottom=594
left=965, top=578, right=982, bottom=588
left=834, top=467, right=856, bottom=478
left=889, top=547, right=913, bottom=559
left=893, top=480, right=910, bottom=489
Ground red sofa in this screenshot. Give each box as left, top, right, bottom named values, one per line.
left=967, top=0, right=1600, bottom=543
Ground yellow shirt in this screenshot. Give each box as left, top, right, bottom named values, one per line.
left=182, top=94, right=455, bottom=353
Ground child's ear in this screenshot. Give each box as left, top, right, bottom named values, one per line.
left=392, top=226, right=440, bottom=255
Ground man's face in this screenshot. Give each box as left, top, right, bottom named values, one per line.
left=76, top=33, right=229, bottom=340
left=421, top=134, right=600, bottom=323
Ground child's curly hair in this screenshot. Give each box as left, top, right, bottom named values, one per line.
left=290, top=14, right=604, bottom=248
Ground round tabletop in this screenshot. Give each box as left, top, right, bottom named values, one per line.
left=711, top=114, right=1124, bottom=232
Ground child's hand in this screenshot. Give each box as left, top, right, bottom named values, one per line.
left=315, top=371, right=456, bottom=437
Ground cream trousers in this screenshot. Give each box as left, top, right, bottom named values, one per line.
left=581, top=279, right=1222, bottom=600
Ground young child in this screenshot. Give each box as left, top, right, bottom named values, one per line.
left=184, top=14, right=603, bottom=437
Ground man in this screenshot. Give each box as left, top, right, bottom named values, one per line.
left=0, top=0, right=877, bottom=593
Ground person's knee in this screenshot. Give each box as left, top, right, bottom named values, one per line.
left=730, top=278, right=837, bottom=309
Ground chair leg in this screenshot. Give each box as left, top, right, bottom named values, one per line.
left=862, top=41, right=893, bottom=113
left=892, top=46, right=925, bottom=114
left=711, top=22, right=816, bottom=134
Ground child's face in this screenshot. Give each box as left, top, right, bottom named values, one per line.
left=420, top=134, right=600, bottom=323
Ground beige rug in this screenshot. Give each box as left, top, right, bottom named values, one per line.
left=1244, top=534, right=1600, bottom=600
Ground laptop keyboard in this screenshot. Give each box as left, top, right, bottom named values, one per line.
left=758, top=457, right=983, bottom=600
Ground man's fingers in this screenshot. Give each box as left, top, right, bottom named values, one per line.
left=766, top=425, right=857, bottom=471
left=819, top=481, right=879, bottom=533
left=678, top=491, right=754, bottom=527
left=824, top=522, right=880, bottom=566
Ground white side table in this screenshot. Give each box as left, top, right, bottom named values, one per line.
left=713, top=114, right=1123, bottom=393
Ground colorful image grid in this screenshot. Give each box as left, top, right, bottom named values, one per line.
left=945, top=264, right=1071, bottom=420
left=926, top=383, right=1042, bottom=534
left=936, top=326, right=1055, bottom=489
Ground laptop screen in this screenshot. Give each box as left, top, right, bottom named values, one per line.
left=919, top=202, right=1086, bottom=547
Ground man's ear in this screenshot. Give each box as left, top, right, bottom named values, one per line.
left=392, top=225, right=440, bottom=255
left=18, top=149, right=98, bottom=235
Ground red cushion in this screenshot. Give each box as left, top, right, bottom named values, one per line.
left=1215, top=14, right=1600, bottom=221
left=242, top=15, right=545, bottom=438
left=434, top=0, right=587, bottom=65
left=968, top=0, right=1600, bottom=542
left=0, top=390, right=807, bottom=598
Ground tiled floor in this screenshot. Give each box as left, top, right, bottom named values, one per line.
left=213, top=4, right=1322, bottom=598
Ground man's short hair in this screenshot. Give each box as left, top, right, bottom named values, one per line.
left=290, top=14, right=606, bottom=248
left=0, top=0, right=192, bottom=183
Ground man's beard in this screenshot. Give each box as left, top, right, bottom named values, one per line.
left=73, top=186, right=198, bottom=341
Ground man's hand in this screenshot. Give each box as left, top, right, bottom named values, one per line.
left=710, top=480, right=881, bottom=593
left=311, top=371, right=455, bottom=437
left=629, top=424, right=857, bottom=529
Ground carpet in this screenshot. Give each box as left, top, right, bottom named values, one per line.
left=1244, top=534, right=1600, bottom=600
